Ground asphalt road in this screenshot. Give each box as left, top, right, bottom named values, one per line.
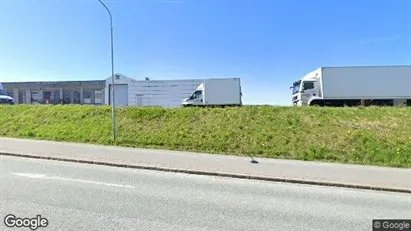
left=0, top=156, right=410, bottom=231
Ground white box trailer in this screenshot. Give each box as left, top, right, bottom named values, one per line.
left=291, top=65, right=411, bottom=107
left=182, top=78, right=242, bottom=107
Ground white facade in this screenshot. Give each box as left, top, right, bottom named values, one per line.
left=105, top=74, right=135, bottom=107
left=104, top=74, right=205, bottom=107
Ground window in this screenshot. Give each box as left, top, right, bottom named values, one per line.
left=191, top=90, right=202, bottom=99
left=84, top=90, right=92, bottom=104
left=292, top=82, right=301, bottom=94
left=303, top=81, right=314, bottom=90
left=95, top=91, right=103, bottom=104
left=63, top=90, right=71, bottom=104
left=19, top=91, right=26, bottom=104
left=74, top=91, right=81, bottom=104
left=84, top=91, right=92, bottom=99
left=53, top=91, right=61, bottom=104
left=31, top=91, right=41, bottom=104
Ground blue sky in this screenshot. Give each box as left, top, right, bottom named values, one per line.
left=1, top=0, right=410, bottom=105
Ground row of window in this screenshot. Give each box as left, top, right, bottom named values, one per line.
left=7, top=89, right=103, bottom=104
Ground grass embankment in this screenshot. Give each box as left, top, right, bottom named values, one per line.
left=0, top=105, right=410, bottom=168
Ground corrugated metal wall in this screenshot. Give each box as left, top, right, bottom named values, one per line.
left=128, top=79, right=204, bottom=107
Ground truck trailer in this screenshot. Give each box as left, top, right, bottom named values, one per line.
left=291, top=65, right=411, bottom=107
left=182, top=78, right=242, bottom=107
left=0, top=82, right=14, bottom=105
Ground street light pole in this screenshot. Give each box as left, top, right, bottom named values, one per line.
left=98, top=0, right=117, bottom=141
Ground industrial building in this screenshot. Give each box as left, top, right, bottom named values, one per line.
left=2, top=74, right=207, bottom=107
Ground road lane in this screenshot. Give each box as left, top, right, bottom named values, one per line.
left=0, top=155, right=410, bottom=231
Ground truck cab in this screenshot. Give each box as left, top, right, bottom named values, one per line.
left=182, top=83, right=204, bottom=107
left=0, top=83, right=14, bottom=105
left=291, top=75, right=319, bottom=106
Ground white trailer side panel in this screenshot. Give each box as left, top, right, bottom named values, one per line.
left=321, top=66, right=411, bottom=99
left=128, top=79, right=204, bottom=107
left=203, top=78, right=241, bottom=105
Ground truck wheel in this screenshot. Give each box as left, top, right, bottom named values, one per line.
left=310, top=101, right=323, bottom=107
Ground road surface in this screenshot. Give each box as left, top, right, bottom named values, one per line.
left=0, top=155, right=410, bottom=231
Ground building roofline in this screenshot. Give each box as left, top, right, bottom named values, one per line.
left=2, top=80, right=105, bottom=84
left=131, top=77, right=240, bottom=82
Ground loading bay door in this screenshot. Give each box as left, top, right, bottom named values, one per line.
left=109, top=84, right=128, bottom=107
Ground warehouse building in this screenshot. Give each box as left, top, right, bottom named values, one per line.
left=3, top=73, right=206, bottom=107
left=107, top=74, right=204, bottom=107
left=2, top=80, right=105, bottom=105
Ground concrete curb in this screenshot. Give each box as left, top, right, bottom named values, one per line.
left=1, top=152, right=410, bottom=194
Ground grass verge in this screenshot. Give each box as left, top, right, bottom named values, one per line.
left=0, top=105, right=410, bottom=168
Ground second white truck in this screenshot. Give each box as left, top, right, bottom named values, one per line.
left=291, top=65, right=411, bottom=107
left=182, top=78, right=243, bottom=107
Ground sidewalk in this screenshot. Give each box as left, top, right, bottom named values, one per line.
left=0, top=137, right=410, bottom=193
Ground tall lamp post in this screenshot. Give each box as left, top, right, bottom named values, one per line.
left=98, top=0, right=117, bottom=141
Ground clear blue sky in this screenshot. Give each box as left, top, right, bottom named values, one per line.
left=1, top=0, right=410, bottom=105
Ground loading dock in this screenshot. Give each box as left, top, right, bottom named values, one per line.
left=2, top=80, right=106, bottom=105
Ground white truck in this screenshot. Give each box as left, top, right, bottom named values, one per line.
left=0, top=82, right=14, bottom=105
left=182, top=78, right=243, bottom=107
left=291, top=65, right=411, bottom=107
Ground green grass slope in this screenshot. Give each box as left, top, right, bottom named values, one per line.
left=0, top=105, right=410, bottom=167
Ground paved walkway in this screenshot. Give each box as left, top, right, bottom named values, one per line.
left=0, top=137, right=410, bottom=193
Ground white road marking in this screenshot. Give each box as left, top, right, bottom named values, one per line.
left=11, top=173, right=136, bottom=189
